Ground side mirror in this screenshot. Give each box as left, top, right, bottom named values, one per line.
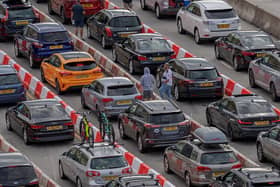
left=262, top=132, right=269, bottom=138
left=169, top=145, right=177, bottom=151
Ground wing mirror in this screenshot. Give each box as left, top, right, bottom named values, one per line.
left=169, top=145, right=177, bottom=151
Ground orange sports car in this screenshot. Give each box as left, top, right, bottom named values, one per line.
left=40, top=51, right=104, bottom=94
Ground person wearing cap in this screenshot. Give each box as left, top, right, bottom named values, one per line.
left=159, top=63, right=173, bottom=99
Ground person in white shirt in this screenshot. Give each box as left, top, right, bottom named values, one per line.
left=159, top=63, right=173, bottom=99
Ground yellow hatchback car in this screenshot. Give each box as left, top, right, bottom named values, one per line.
left=40, top=51, right=104, bottom=94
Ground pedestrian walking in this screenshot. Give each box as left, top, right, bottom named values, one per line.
left=140, top=67, right=156, bottom=101
left=159, top=63, right=173, bottom=99
left=123, top=0, right=133, bottom=10
left=71, top=0, right=85, bottom=39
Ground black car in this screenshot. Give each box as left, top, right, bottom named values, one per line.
left=210, top=168, right=280, bottom=187
left=0, top=0, right=39, bottom=40
left=0, top=152, right=39, bottom=186
left=118, top=100, right=190, bottom=153
left=206, top=94, right=280, bottom=141
left=5, top=99, right=74, bottom=144
left=87, top=9, right=143, bottom=49
left=214, top=31, right=276, bottom=71
left=156, top=58, right=224, bottom=100
left=112, top=33, right=175, bottom=74
left=105, top=174, right=161, bottom=187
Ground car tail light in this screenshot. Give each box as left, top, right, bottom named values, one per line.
left=144, top=124, right=160, bottom=128
left=64, top=122, right=74, bottom=126
left=30, top=125, right=44, bottom=129
left=86, top=170, right=100, bottom=177
left=272, top=119, right=280, bottom=123
left=59, top=71, right=72, bottom=76
left=1, top=16, right=7, bottom=22
left=231, top=163, right=242, bottom=169
left=140, top=25, right=145, bottom=33
left=102, top=98, right=113, bottom=103
left=122, top=167, right=132, bottom=174
left=69, top=40, right=74, bottom=46
left=241, top=51, right=255, bottom=56
left=105, top=27, right=112, bottom=37
left=33, top=42, right=43, bottom=48
left=168, top=0, right=176, bottom=7
left=238, top=120, right=253, bottom=125
left=196, top=166, right=211, bottom=172
left=137, top=55, right=147, bottom=61
left=28, top=179, right=39, bottom=185
left=135, top=95, right=143, bottom=100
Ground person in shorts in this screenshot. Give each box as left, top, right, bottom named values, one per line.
left=71, top=0, right=85, bottom=39
left=123, top=0, right=133, bottom=10
left=140, top=67, right=156, bottom=101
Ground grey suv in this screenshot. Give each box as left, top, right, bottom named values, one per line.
left=256, top=126, right=280, bottom=166
left=249, top=51, right=280, bottom=101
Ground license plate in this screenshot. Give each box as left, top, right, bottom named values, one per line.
left=164, top=126, right=177, bottom=131
left=153, top=57, right=165, bottom=61
left=76, top=74, right=89, bottom=79
left=103, top=176, right=117, bottom=180
left=119, top=33, right=134, bottom=38
left=117, top=100, right=132, bottom=105
left=255, top=121, right=269, bottom=126
left=47, top=125, right=63, bottom=131
left=213, top=171, right=225, bottom=177
left=50, top=45, right=63, bottom=49
left=0, top=89, right=15, bottom=94
left=217, top=24, right=230, bottom=29
left=200, top=82, right=213, bottom=87
left=16, top=20, right=29, bottom=25
left=82, top=3, right=93, bottom=8
left=256, top=53, right=265, bottom=57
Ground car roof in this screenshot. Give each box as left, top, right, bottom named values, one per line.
left=78, top=143, right=123, bottom=158
left=118, top=174, right=160, bottom=186
left=196, top=0, right=232, bottom=10
left=97, top=77, right=133, bottom=87
left=56, top=51, right=93, bottom=61
left=30, top=22, right=66, bottom=33
left=140, top=100, right=181, bottom=114
left=0, top=152, right=31, bottom=168
left=177, top=58, right=215, bottom=70
left=229, top=94, right=268, bottom=103
left=22, top=99, right=60, bottom=107
left=0, top=65, right=17, bottom=75
left=234, top=31, right=269, bottom=37
left=129, top=33, right=163, bottom=40
left=0, top=0, right=31, bottom=8
left=236, top=168, right=280, bottom=183
left=192, top=127, right=228, bottom=145
left=104, top=9, right=137, bottom=17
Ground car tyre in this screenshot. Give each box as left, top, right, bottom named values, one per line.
left=14, top=41, right=22, bottom=57
left=155, top=5, right=162, bottom=19
left=129, top=60, right=135, bottom=74
left=6, top=116, right=12, bottom=131
left=137, top=134, right=146, bottom=153
left=206, top=110, right=213, bottom=126
left=59, top=162, right=66, bottom=179
left=81, top=95, right=88, bottom=109
left=164, top=156, right=172, bottom=174
left=156, top=73, right=161, bottom=88
left=112, top=48, right=118, bottom=62
left=119, top=121, right=127, bottom=139
left=270, top=83, right=280, bottom=101
left=214, top=45, right=221, bottom=60
left=174, top=85, right=182, bottom=101
left=23, top=128, right=30, bottom=145
left=177, top=18, right=185, bottom=34
left=227, top=125, right=236, bottom=141
left=249, top=70, right=257, bottom=88
left=48, top=1, right=54, bottom=15
left=29, top=52, right=36, bottom=68
left=233, top=56, right=241, bottom=71
left=40, top=68, right=46, bottom=83
left=194, top=28, right=201, bottom=44
left=140, top=0, right=148, bottom=10
left=185, top=172, right=191, bottom=187
left=76, top=177, right=82, bottom=187
left=61, top=8, right=69, bottom=24
left=56, top=80, right=64, bottom=95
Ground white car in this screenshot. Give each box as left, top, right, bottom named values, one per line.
left=176, top=0, right=240, bottom=44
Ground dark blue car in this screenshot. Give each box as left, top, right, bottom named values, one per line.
left=14, top=22, right=74, bottom=68
left=0, top=65, right=25, bottom=104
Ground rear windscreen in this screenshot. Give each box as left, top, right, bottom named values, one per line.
left=0, top=166, right=37, bottom=184
left=63, top=61, right=97, bottom=71
left=200, top=152, right=238, bottom=165
left=149, top=112, right=185, bottom=125
left=241, top=35, right=274, bottom=49
left=237, top=102, right=274, bottom=114
left=189, top=69, right=218, bottom=80
left=0, top=74, right=20, bottom=85
left=91, top=156, right=127, bottom=170
left=109, top=16, right=141, bottom=27
left=30, top=104, right=68, bottom=120
left=8, top=7, right=35, bottom=19
left=137, top=39, right=171, bottom=51
left=40, top=31, right=70, bottom=42
left=107, top=84, right=137, bottom=96
left=205, top=9, right=236, bottom=19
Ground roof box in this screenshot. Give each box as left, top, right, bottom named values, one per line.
left=192, top=127, right=228, bottom=145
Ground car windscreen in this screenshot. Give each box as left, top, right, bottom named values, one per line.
left=30, top=104, right=69, bottom=121
left=8, top=7, right=35, bottom=19
left=40, top=31, right=70, bottom=42
left=109, top=16, right=141, bottom=27
left=241, top=35, right=274, bottom=49
left=253, top=183, right=280, bottom=187
left=91, top=156, right=127, bottom=170
left=137, top=39, right=171, bottom=51
left=149, top=112, right=185, bottom=125
left=237, top=102, right=274, bottom=114
left=189, top=69, right=218, bottom=80
left=107, top=84, right=137, bottom=96
left=0, top=74, right=20, bottom=85
left=63, top=61, right=97, bottom=71
left=205, top=9, right=236, bottom=19
left=0, top=166, right=37, bottom=184
left=200, top=151, right=238, bottom=165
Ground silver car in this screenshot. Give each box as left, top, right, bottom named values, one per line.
left=256, top=126, right=280, bottom=166
left=58, top=142, right=132, bottom=187
left=249, top=51, right=280, bottom=101
left=81, top=77, right=142, bottom=117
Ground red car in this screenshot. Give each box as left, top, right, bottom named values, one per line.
left=48, top=0, right=104, bottom=23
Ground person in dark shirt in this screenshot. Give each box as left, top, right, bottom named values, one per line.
left=71, top=0, right=85, bottom=39
left=123, top=0, right=133, bottom=10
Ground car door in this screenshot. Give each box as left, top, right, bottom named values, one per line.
left=128, top=105, right=147, bottom=140
left=17, top=26, right=32, bottom=57
left=168, top=142, right=185, bottom=172
left=122, top=104, right=138, bottom=138
left=72, top=150, right=89, bottom=184
left=260, top=55, right=277, bottom=91
left=89, top=12, right=104, bottom=40
left=63, top=147, right=78, bottom=182
left=95, top=12, right=107, bottom=41
left=42, top=55, right=56, bottom=84
left=262, top=128, right=280, bottom=163
left=10, top=104, right=27, bottom=135
left=257, top=55, right=272, bottom=89
left=214, top=99, right=229, bottom=129
left=169, top=61, right=182, bottom=90
left=83, top=82, right=97, bottom=110
left=181, top=4, right=196, bottom=33
left=221, top=100, right=238, bottom=132
left=119, top=38, right=135, bottom=67
left=223, top=33, right=236, bottom=63
left=229, top=34, right=243, bottom=64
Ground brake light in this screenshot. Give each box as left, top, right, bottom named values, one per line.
left=122, top=167, right=132, bottom=174
left=32, top=42, right=43, bottom=48
left=59, top=71, right=72, bottom=76
left=30, top=125, right=44, bottom=129
left=140, top=25, right=145, bottom=33
left=144, top=124, right=160, bottom=128
left=272, top=119, right=280, bottom=123
left=241, top=51, right=255, bottom=56
left=231, top=163, right=242, bottom=169
left=135, top=95, right=143, bottom=100
left=28, top=179, right=39, bottom=185
left=1, top=17, right=7, bottom=22
left=64, top=122, right=74, bottom=126
left=196, top=166, right=211, bottom=172
left=137, top=55, right=147, bottom=61
left=7, top=165, right=17, bottom=168
left=102, top=98, right=113, bottom=103
left=86, top=170, right=100, bottom=177
left=238, top=120, right=253, bottom=125
left=105, top=27, right=112, bottom=37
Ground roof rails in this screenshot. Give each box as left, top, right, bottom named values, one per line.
left=192, top=127, right=228, bottom=145
left=232, top=93, right=257, bottom=97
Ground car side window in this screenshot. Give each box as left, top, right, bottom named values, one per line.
left=128, top=104, right=138, bottom=114
left=96, top=12, right=106, bottom=24
left=190, top=150, right=198, bottom=161
left=181, top=143, right=193, bottom=158
left=226, top=34, right=234, bottom=43
left=135, top=106, right=147, bottom=119
left=220, top=99, right=229, bottom=109
left=16, top=104, right=25, bottom=114
left=192, top=5, right=201, bottom=17
left=175, top=142, right=186, bottom=153
left=268, top=56, right=280, bottom=71
left=232, top=175, right=245, bottom=187
left=226, top=101, right=237, bottom=114
left=49, top=56, right=60, bottom=67
left=231, top=35, right=241, bottom=46
left=268, top=128, right=279, bottom=140
left=186, top=4, right=195, bottom=13
left=95, top=82, right=104, bottom=95
left=261, top=56, right=270, bottom=66
left=67, top=148, right=77, bottom=160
